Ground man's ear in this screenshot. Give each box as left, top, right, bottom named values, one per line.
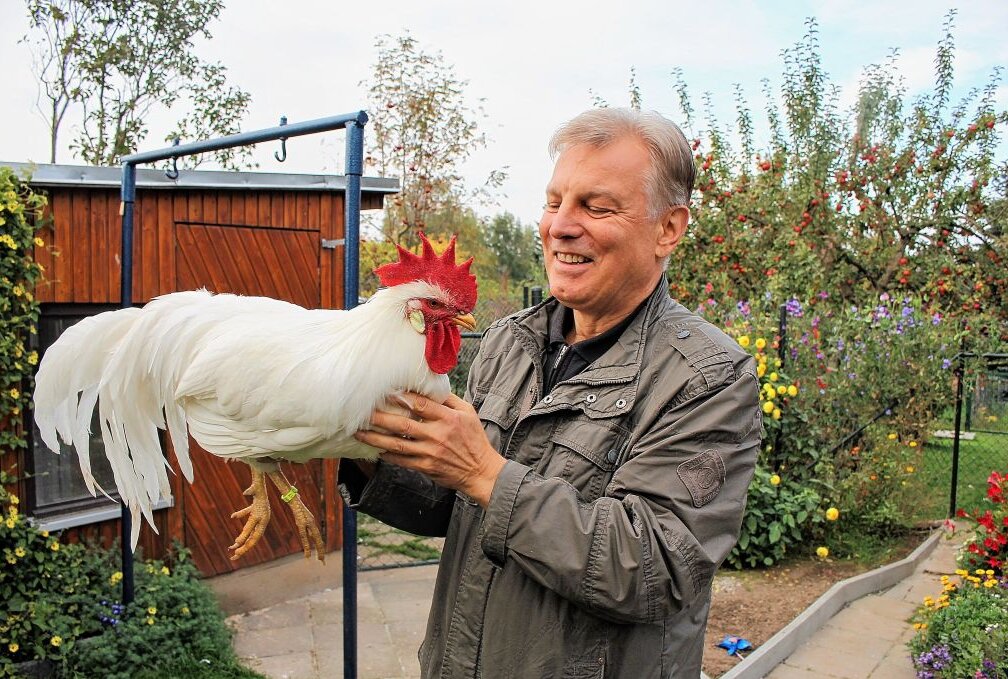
left=656, top=205, right=690, bottom=259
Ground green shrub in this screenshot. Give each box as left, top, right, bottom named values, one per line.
left=0, top=472, right=262, bottom=679
left=728, top=466, right=822, bottom=568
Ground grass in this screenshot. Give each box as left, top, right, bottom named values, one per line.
left=134, top=657, right=266, bottom=679
left=916, top=430, right=1007, bottom=520
left=357, top=513, right=442, bottom=567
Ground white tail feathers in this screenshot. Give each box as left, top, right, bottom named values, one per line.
left=32, top=291, right=215, bottom=550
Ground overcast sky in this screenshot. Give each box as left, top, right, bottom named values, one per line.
left=1, top=0, right=1006, bottom=227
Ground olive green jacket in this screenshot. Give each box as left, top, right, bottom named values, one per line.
left=344, top=280, right=761, bottom=678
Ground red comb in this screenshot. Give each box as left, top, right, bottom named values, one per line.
left=374, top=233, right=477, bottom=310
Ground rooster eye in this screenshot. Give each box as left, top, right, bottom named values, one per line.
left=428, top=299, right=442, bottom=308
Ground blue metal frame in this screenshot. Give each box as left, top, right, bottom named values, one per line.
left=118, top=111, right=368, bottom=679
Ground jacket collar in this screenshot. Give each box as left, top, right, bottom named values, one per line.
left=508, top=276, right=673, bottom=418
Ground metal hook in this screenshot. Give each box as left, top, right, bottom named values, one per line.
left=166, top=137, right=180, bottom=180
left=274, top=116, right=288, bottom=162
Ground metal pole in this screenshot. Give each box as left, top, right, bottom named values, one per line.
left=342, top=115, right=366, bottom=679
left=949, top=354, right=965, bottom=518
left=777, top=303, right=788, bottom=368
left=531, top=286, right=543, bottom=306
left=119, top=162, right=137, bottom=604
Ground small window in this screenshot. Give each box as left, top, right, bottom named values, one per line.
left=28, top=304, right=124, bottom=518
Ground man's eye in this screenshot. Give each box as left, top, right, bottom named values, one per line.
left=585, top=205, right=613, bottom=215
left=543, top=202, right=559, bottom=212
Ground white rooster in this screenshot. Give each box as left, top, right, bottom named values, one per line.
left=33, top=234, right=477, bottom=562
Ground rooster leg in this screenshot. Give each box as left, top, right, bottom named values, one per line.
left=228, top=465, right=273, bottom=561
left=266, top=470, right=325, bottom=562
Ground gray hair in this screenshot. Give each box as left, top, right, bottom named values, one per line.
left=548, top=108, right=696, bottom=218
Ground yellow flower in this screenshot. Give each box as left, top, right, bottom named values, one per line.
left=776, top=385, right=786, bottom=395
left=816, top=546, right=829, bottom=559
left=5, top=554, right=15, bottom=565
left=738, top=335, right=750, bottom=348
left=955, top=569, right=968, bottom=577
left=825, top=507, right=840, bottom=521
left=908, top=441, right=917, bottom=448
left=110, top=571, right=123, bottom=584
left=887, top=433, right=897, bottom=440
left=769, top=474, right=781, bottom=486
left=146, top=617, right=155, bottom=625
left=33, top=237, right=44, bottom=247
left=41, top=530, right=48, bottom=538
left=756, top=364, right=767, bottom=377
left=160, top=566, right=170, bottom=575
left=923, top=596, right=934, bottom=607
left=773, top=358, right=782, bottom=367
left=8, top=642, right=18, bottom=653
left=787, top=384, right=798, bottom=397
left=12, top=285, right=24, bottom=297
left=8, top=388, right=19, bottom=400
left=14, top=547, right=25, bottom=558
left=984, top=579, right=996, bottom=588
left=180, top=606, right=190, bottom=616
left=986, top=569, right=995, bottom=576
left=769, top=372, right=779, bottom=382
left=50, top=541, right=60, bottom=551
left=755, top=338, right=767, bottom=350
left=27, top=351, right=38, bottom=366
left=762, top=401, right=774, bottom=414
left=772, top=408, right=781, bottom=420
left=905, top=466, right=915, bottom=473
left=147, top=606, right=157, bottom=615
left=4, top=518, right=14, bottom=530
left=50, top=636, right=62, bottom=647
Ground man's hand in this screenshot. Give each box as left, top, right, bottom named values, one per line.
left=353, top=392, right=506, bottom=507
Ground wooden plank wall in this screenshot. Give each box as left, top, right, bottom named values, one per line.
left=17, top=184, right=384, bottom=566
left=32, top=187, right=381, bottom=308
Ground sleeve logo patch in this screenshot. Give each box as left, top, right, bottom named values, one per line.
left=677, top=450, right=727, bottom=507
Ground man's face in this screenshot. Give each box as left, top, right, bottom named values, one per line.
left=539, top=135, right=682, bottom=326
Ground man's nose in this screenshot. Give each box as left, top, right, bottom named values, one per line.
left=546, top=202, right=582, bottom=239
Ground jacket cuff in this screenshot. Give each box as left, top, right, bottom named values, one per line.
left=481, top=460, right=531, bottom=566
left=338, top=460, right=396, bottom=511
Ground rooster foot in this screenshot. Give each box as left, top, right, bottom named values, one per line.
left=229, top=468, right=272, bottom=561
left=268, top=471, right=325, bottom=562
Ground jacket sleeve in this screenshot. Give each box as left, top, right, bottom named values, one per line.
left=479, top=368, right=761, bottom=624
left=338, top=458, right=455, bottom=537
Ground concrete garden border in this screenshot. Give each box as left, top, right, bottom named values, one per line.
left=713, top=529, right=943, bottom=679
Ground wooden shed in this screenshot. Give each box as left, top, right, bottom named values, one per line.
left=0, top=162, right=397, bottom=576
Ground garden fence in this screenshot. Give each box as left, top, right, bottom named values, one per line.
left=947, top=352, right=1008, bottom=516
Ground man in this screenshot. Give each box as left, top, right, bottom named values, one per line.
left=346, top=108, right=761, bottom=678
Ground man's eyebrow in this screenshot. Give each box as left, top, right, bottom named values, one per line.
left=582, top=189, right=622, bottom=205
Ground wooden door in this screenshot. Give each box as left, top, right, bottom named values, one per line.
left=175, top=223, right=326, bottom=574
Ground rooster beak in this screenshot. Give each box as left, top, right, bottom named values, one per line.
left=451, top=313, right=477, bottom=331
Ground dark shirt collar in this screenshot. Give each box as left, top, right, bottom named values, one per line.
left=546, top=280, right=658, bottom=361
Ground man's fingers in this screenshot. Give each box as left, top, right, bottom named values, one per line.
left=355, top=428, right=418, bottom=454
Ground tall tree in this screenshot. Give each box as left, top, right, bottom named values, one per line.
left=24, top=0, right=252, bottom=168
left=364, top=32, right=505, bottom=245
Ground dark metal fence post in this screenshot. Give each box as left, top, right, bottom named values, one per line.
left=119, top=162, right=137, bottom=605
left=342, top=115, right=366, bottom=679
left=531, top=286, right=543, bottom=306
left=949, top=354, right=965, bottom=518
left=777, top=303, right=788, bottom=368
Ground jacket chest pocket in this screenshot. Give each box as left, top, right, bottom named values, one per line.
left=538, top=418, right=628, bottom=502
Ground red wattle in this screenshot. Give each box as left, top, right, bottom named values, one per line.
left=425, top=321, right=462, bottom=374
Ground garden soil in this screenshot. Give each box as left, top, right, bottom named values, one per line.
left=701, top=533, right=926, bottom=678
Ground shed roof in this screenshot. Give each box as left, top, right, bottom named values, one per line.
left=0, top=161, right=399, bottom=194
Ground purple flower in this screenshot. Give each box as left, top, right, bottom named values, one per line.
left=785, top=297, right=804, bottom=317
left=902, top=305, right=914, bottom=318
left=736, top=300, right=751, bottom=317
left=880, top=292, right=890, bottom=302
left=818, top=291, right=829, bottom=299
left=942, top=358, right=952, bottom=370
left=836, top=339, right=845, bottom=351
left=932, top=313, right=942, bottom=325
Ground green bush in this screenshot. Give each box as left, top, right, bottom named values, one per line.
left=0, top=472, right=262, bottom=679
left=909, top=569, right=1008, bottom=678
left=728, top=466, right=822, bottom=568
